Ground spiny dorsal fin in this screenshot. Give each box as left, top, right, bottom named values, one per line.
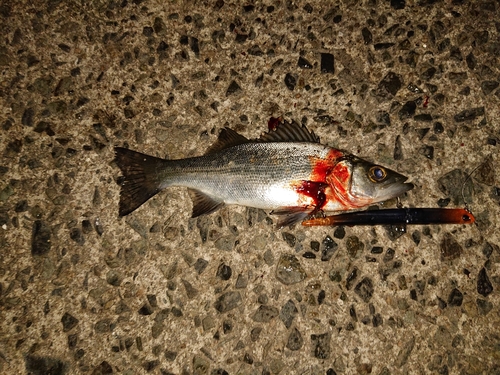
left=204, top=128, right=249, bottom=155
left=188, top=189, right=225, bottom=217
left=205, top=121, right=318, bottom=154
left=259, top=120, right=320, bottom=143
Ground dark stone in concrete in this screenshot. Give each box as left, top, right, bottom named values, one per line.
left=346, top=267, right=359, bottom=290
left=284, top=73, right=297, bottom=90
left=311, top=332, right=331, bottom=359
left=31, top=220, right=51, bottom=256
left=374, top=42, right=395, bottom=50
left=361, top=27, right=372, bottom=44
left=320, top=53, right=334, bottom=74
left=93, top=361, right=113, bottom=374
left=398, top=100, right=416, bottom=120
left=216, top=263, right=232, bottom=280
left=419, top=144, right=434, bottom=159
left=282, top=232, right=296, bottom=247
left=138, top=303, right=153, bottom=316
left=440, top=233, right=463, bottom=261
left=334, top=226, right=345, bottom=239
left=226, top=80, right=241, bottom=96
left=420, top=67, right=436, bottom=81
left=346, top=236, right=364, bottom=258
left=194, top=258, right=209, bottom=274
left=182, top=279, right=199, bottom=299
left=252, top=305, right=279, bottom=323
left=447, top=288, right=463, bottom=306
left=276, top=254, right=306, bottom=285
left=286, top=328, right=304, bottom=351
left=214, top=291, right=242, bottom=313
left=391, top=0, right=406, bottom=10
left=376, top=72, right=403, bottom=97
left=22, top=107, right=35, bottom=127
left=25, top=355, right=68, bottom=375
left=354, top=277, right=374, bottom=302
left=321, top=235, right=338, bottom=261
left=279, top=299, right=298, bottom=329
left=476, top=298, right=493, bottom=315
left=297, top=56, right=313, bottom=69
left=454, top=107, right=485, bottom=122
left=61, top=312, right=79, bottom=332
left=477, top=267, right=493, bottom=297
left=394, top=135, right=403, bottom=160
left=235, top=273, right=248, bottom=289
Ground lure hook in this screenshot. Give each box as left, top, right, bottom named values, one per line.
left=460, top=155, right=491, bottom=214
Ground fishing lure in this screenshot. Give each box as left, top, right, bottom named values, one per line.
left=301, top=208, right=475, bottom=227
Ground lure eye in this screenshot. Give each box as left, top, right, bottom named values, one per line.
left=368, top=166, right=387, bottom=182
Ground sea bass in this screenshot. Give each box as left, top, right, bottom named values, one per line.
left=114, top=121, right=413, bottom=227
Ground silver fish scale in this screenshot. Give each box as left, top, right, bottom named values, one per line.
left=160, top=142, right=333, bottom=209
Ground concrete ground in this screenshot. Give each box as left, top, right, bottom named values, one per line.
left=1, top=0, right=499, bottom=374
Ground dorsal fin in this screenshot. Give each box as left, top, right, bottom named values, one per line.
left=205, top=121, right=319, bottom=155
left=259, top=120, right=320, bottom=143
left=204, top=127, right=249, bottom=155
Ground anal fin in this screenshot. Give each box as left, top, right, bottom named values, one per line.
left=188, top=189, right=225, bottom=217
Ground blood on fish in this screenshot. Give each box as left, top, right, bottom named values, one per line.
left=304, top=150, right=350, bottom=209
left=326, top=160, right=353, bottom=208
left=295, top=180, right=329, bottom=210
left=330, top=161, right=351, bottom=186
left=308, top=159, right=332, bottom=181
left=308, top=150, right=343, bottom=181
left=268, top=116, right=282, bottom=131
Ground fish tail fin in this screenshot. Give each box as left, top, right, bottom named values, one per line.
left=114, top=147, right=169, bottom=216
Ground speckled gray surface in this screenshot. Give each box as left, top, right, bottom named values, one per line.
left=1, top=1, right=499, bottom=374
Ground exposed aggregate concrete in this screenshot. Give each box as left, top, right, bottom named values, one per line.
left=0, top=1, right=499, bottom=374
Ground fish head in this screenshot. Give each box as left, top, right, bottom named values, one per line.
left=328, top=156, right=413, bottom=207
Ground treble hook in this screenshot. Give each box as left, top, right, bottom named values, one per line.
left=460, top=156, right=490, bottom=214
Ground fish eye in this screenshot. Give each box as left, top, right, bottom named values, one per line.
left=368, top=166, right=387, bottom=182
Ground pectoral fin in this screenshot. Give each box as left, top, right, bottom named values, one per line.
left=188, top=189, right=225, bottom=217
left=270, top=207, right=313, bottom=228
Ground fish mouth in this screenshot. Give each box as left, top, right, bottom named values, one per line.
left=401, top=181, right=414, bottom=193
left=371, top=174, right=414, bottom=201
left=398, top=175, right=414, bottom=193
left=382, top=177, right=414, bottom=199
left=397, top=182, right=414, bottom=197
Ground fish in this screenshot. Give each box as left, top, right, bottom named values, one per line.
left=114, top=121, right=414, bottom=227
left=301, top=207, right=475, bottom=227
